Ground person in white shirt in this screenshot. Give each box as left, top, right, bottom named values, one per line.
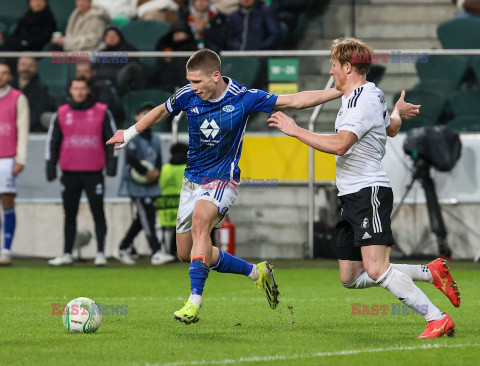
left=268, top=37, right=460, bottom=339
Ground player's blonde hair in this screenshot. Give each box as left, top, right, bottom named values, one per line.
left=186, top=49, right=221, bottom=76
left=330, top=37, right=373, bottom=75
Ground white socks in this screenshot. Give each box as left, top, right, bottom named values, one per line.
left=188, top=294, right=202, bottom=307
left=343, top=264, right=433, bottom=290
left=343, top=270, right=376, bottom=289
left=248, top=265, right=260, bottom=282
left=376, top=265, right=444, bottom=322
left=391, top=264, right=433, bottom=283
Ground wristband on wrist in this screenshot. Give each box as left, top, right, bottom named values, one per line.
left=123, top=125, right=139, bottom=144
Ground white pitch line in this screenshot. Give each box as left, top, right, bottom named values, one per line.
left=152, top=343, right=480, bottom=366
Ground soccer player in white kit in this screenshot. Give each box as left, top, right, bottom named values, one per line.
left=268, top=38, right=460, bottom=339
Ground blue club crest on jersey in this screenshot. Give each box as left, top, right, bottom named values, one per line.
left=222, top=105, right=235, bottom=112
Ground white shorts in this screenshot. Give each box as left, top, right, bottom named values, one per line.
left=0, top=158, right=16, bottom=194
left=176, top=177, right=239, bottom=234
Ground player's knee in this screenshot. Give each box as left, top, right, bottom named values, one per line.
left=191, top=215, right=210, bottom=239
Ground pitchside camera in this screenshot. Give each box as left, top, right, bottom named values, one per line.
left=403, top=125, right=461, bottom=172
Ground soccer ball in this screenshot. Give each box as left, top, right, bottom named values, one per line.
left=130, top=160, right=154, bottom=185
left=62, top=297, right=102, bottom=333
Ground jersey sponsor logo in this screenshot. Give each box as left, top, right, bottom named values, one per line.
left=222, top=105, right=235, bottom=112
left=190, top=107, right=199, bottom=114
left=200, top=119, right=220, bottom=139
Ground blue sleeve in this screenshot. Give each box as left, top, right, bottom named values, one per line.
left=247, top=89, right=278, bottom=114
left=165, top=85, right=191, bottom=115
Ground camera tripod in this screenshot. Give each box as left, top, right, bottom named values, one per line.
left=391, top=159, right=452, bottom=259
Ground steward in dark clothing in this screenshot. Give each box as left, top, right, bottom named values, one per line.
left=226, top=0, right=281, bottom=50
left=12, top=74, right=50, bottom=132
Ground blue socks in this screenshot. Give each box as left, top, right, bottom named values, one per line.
left=3, top=208, right=15, bottom=251
left=210, top=248, right=254, bottom=276
left=189, top=259, right=210, bottom=296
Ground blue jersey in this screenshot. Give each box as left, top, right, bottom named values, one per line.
left=165, top=77, right=278, bottom=184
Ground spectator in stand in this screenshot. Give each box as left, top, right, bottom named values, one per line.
left=11, top=57, right=50, bottom=132
left=226, top=0, right=281, bottom=51
left=1, top=0, right=56, bottom=52
left=44, top=0, right=110, bottom=51
left=212, top=0, right=240, bottom=16
left=147, top=21, right=197, bottom=91
left=93, top=0, right=137, bottom=24
left=452, top=0, right=480, bottom=17
left=96, top=25, right=145, bottom=95
left=46, top=76, right=118, bottom=267
left=57, top=62, right=116, bottom=111
left=136, top=0, right=180, bottom=23
left=176, top=0, right=227, bottom=52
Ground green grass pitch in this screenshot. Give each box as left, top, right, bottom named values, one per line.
left=1, top=259, right=479, bottom=365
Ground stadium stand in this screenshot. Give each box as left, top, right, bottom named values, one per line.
left=394, top=89, right=447, bottom=131
left=222, top=56, right=261, bottom=88
left=412, top=79, right=457, bottom=99
left=415, top=55, right=469, bottom=89
left=471, top=55, right=480, bottom=86
left=37, top=58, right=69, bottom=97
left=448, top=90, right=480, bottom=118
left=120, top=20, right=170, bottom=51
left=0, top=2, right=28, bottom=34
left=48, top=0, right=77, bottom=33
left=447, top=115, right=480, bottom=133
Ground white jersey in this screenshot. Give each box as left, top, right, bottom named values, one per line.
left=334, top=82, right=391, bottom=196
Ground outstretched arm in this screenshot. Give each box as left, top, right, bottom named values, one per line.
left=274, top=88, right=343, bottom=110
left=268, top=111, right=358, bottom=156
left=106, top=103, right=170, bottom=150
left=387, top=90, right=421, bottom=137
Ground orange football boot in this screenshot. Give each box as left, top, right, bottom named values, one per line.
left=426, top=258, right=460, bottom=307
left=417, top=313, right=455, bottom=339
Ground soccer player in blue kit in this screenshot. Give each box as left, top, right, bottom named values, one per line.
left=107, top=49, right=350, bottom=324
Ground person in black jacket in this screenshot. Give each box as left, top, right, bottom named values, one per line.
left=11, top=56, right=50, bottom=132
left=46, top=76, right=118, bottom=267
left=226, top=0, right=281, bottom=51
left=96, top=25, right=145, bottom=95
left=1, top=0, right=56, bottom=52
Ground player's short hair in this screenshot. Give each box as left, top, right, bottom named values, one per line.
left=330, top=37, right=373, bottom=75
left=0, top=59, right=12, bottom=74
left=69, top=76, right=89, bottom=88
left=186, top=49, right=221, bottom=76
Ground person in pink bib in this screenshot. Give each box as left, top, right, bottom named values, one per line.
left=46, top=76, right=118, bottom=266
left=0, top=60, right=30, bottom=266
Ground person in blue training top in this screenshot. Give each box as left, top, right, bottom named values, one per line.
left=106, top=48, right=348, bottom=324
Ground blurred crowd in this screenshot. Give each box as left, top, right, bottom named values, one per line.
left=0, top=0, right=318, bottom=133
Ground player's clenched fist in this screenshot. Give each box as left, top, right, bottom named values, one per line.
left=268, top=112, right=299, bottom=137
